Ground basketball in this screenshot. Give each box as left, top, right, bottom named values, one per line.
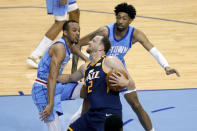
left=106, top=70, right=129, bottom=92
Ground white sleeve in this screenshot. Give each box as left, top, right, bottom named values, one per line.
left=149, top=47, right=169, bottom=69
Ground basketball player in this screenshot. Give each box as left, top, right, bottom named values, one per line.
left=58, top=35, right=154, bottom=131
left=70, top=2, right=180, bottom=126
left=27, top=0, right=80, bottom=71
left=32, top=20, right=88, bottom=131
left=79, top=3, right=179, bottom=77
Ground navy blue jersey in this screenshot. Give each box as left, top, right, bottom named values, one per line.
left=85, top=55, right=122, bottom=112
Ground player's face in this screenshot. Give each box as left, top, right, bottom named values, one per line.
left=86, top=35, right=103, bottom=54
left=67, top=22, right=80, bottom=44
left=116, top=12, right=132, bottom=32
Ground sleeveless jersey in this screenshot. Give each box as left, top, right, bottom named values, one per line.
left=106, top=23, right=135, bottom=66
left=85, top=55, right=122, bottom=111
left=37, top=37, right=71, bottom=81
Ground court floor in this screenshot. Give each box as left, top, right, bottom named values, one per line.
left=0, top=0, right=197, bottom=130
left=1, top=89, right=197, bottom=131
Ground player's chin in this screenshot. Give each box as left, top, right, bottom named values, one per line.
left=72, top=40, right=79, bottom=44
left=86, top=48, right=91, bottom=54
left=117, top=27, right=125, bottom=32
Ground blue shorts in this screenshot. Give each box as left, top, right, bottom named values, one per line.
left=46, top=0, right=69, bottom=15
left=32, top=82, right=79, bottom=122
left=68, top=109, right=122, bottom=131
left=68, top=0, right=76, bottom=5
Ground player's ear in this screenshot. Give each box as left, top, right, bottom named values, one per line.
left=63, top=30, right=68, bottom=36
left=129, top=19, right=133, bottom=24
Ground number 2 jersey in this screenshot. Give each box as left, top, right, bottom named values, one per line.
left=84, top=55, right=122, bottom=115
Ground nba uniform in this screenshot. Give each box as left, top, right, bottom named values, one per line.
left=46, top=0, right=78, bottom=15
left=32, top=37, right=82, bottom=122
left=106, top=23, right=135, bottom=66
left=68, top=55, right=122, bottom=131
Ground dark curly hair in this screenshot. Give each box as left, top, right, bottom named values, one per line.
left=63, top=20, right=78, bottom=31
left=114, top=3, right=136, bottom=19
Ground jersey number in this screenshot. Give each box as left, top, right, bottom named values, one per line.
left=88, top=80, right=93, bottom=93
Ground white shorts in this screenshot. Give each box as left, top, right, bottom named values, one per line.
left=68, top=2, right=78, bottom=12
left=54, top=13, right=68, bottom=21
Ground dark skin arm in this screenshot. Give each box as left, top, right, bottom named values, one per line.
left=78, top=26, right=108, bottom=47
left=133, top=28, right=180, bottom=77
left=124, top=92, right=153, bottom=131
left=105, top=56, right=153, bottom=131
left=71, top=44, right=81, bottom=73
left=40, top=43, right=65, bottom=121
left=71, top=44, right=89, bottom=62
left=71, top=27, right=108, bottom=73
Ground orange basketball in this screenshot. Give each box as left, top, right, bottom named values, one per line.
left=106, top=70, right=129, bottom=92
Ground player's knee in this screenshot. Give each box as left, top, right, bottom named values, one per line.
left=69, top=9, right=80, bottom=22
left=70, top=9, right=80, bottom=16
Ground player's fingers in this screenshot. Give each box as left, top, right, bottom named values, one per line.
left=109, top=75, right=117, bottom=80
left=174, top=69, right=180, bottom=77
left=40, top=113, right=46, bottom=120
left=110, top=83, right=118, bottom=87
left=40, top=114, right=48, bottom=121
left=112, top=73, right=120, bottom=78
left=116, top=71, right=122, bottom=76
left=109, top=79, right=117, bottom=84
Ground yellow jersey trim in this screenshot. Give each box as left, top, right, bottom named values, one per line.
left=68, top=126, right=73, bottom=131
left=90, top=55, right=106, bottom=66
left=102, top=57, right=108, bottom=74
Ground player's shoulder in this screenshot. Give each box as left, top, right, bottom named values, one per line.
left=105, top=56, right=122, bottom=65
left=49, top=42, right=66, bottom=55
left=106, top=55, right=120, bottom=60
left=96, top=26, right=108, bottom=36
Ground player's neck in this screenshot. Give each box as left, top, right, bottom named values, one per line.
left=90, top=52, right=104, bottom=64
left=115, top=26, right=129, bottom=39
left=64, top=36, right=72, bottom=49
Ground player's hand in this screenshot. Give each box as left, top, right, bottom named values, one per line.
left=40, top=104, right=53, bottom=121
left=165, top=67, right=180, bottom=77
left=109, top=72, right=129, bottom=87
left=60, top=0, right=68, bottom=5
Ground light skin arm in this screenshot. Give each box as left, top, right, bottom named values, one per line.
left=57, top=63, right=86, bottom=83
left=133, top=28, right=180, bottom=77
left=40, top=43, right=66, bottom=121
left=79, top=26, right=109, bottom=47
left=104, top=56, right=134, bottom=90
left=105, top=56, right=153, bottom=130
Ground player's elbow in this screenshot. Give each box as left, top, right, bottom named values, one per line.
left=128, top=79, right=135, bottom=90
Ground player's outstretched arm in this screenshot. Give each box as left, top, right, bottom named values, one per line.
left=71, top=45, right=89, bottom=62
left=105, top=56, right=154, bottom=131
left=79, top=26, right=108, bottom=47
left=133, top=28, right=180, bottom=77
left=57, top=63, right=86, bottom=83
